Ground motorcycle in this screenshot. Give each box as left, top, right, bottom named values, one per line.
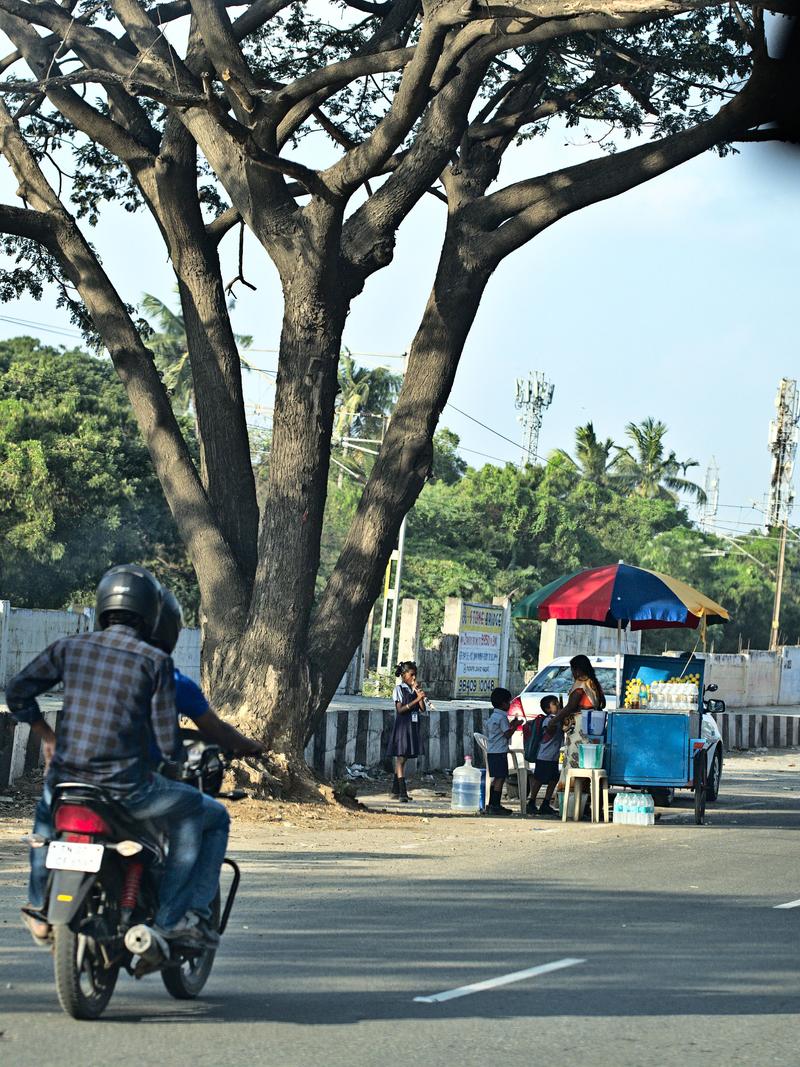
left=26, top=737, right=244, bottom=1020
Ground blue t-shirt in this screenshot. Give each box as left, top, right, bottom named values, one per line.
left=148, top=668, right=209, bottom=762
left=174, top=669, right=210, bottom=721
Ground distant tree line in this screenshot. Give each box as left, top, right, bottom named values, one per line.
left=1, top=335, right=793, bottom=661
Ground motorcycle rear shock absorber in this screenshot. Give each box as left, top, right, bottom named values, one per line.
left=119, top=858, right=144, bottom=929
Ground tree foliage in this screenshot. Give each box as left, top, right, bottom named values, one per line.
left=401, top=429, right=797, bottom=659
left=615, top=417, right=707, bottom=502
left=0, top=336, right=197, bottom=614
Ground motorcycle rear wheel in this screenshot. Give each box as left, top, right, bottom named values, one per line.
left=54, top=923, right=119, bottom=1020
left=161, top=891, right=220, bottom=1000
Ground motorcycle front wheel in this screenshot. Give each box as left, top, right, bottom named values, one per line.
left=161, top=891, right=220, bottom=1000
left=54, top=920, right=119, bottom=1019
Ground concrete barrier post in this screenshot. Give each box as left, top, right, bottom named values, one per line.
left=0, top=601, right=10, bottom=690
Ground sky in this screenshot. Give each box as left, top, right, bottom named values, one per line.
left=1, top=46, right=798, bottom=539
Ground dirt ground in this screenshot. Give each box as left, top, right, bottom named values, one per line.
left=1, top=750, right=797, bottom=848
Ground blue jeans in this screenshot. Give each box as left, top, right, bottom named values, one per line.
left=28, top=784, right=53, bottom=911
left=188, top=792, right=230, bottom=920
left=28, top=776, right=229, bottom=929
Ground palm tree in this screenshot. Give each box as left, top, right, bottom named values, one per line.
left=334, top=351, right=401, bottom=442
left=142, top=293, right=253, bottom=415
left=552, top=422, right=620, bottom=486
left=615, top=417, right=707, bottom=504
left=333, top=352, right=402, bottom=485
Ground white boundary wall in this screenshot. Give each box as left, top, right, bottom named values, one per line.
left=698, top=648, right=799, bottom=708
left=0, top=601, right=201, bottom=685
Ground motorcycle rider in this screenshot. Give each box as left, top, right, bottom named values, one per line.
left=8, top=565, right=211, bottom=947
left=147, top=587, right=265, bottom=942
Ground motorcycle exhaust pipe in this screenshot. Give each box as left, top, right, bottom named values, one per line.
left=124, top=924, right=169, bottom=965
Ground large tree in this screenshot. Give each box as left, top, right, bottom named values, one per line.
left=0, top=0, right=794, bottom=778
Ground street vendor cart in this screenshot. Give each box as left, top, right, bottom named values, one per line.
left=606, top=652, right=722, bottom=824
left=512, top=562, right=730, bottom=825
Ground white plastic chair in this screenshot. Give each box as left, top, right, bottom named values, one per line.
left=473, top=732, right=527, bottom=816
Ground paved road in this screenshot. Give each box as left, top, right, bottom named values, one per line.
left=1, top=756, right=798, bottom=1067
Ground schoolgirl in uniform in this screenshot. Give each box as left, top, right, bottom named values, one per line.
left=387, top=660, right=426, bottom=802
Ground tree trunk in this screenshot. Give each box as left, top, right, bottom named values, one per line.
left=210, top=256, right=349, bottom=766
left=307, top=222, right=491, bottom=736
left=153, top=125, right=260, bottom=590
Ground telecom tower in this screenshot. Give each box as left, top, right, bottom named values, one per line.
left=698, top=457, right=720, bottom=533
left=766, top=378, right=800, bottom=529
left=515, top=371, right=554, bottom=466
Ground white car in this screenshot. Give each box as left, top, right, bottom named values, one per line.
left=508, top=655, right=724, bottom=803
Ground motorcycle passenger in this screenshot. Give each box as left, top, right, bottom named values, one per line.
left=8, top=565, right=208, bottom=947
left=147, top=588, right=265, bottom=942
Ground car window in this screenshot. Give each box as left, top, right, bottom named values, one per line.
left=525, top=665, right=618, bottom=698
left=596, top=669, right=617, bottom=695
left=524, top=665, right=572, bottom=694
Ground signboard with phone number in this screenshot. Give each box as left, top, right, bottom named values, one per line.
left=454, top=602, right=504, bottom=699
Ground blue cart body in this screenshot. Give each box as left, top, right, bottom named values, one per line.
left=605, top=653, right=706, bottom=788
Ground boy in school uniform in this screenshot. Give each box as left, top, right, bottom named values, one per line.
left=485, top=687, right=522, bottom=816
left=527, top=695, right=563, bottom=816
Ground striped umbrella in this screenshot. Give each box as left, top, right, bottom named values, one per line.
left=512, top=563, right=729, bottom=630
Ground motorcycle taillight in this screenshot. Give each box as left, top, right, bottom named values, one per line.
left=55, top=805, right=111, bottom=835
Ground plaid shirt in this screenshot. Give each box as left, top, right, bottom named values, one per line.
left=6, top=625, right=177, bottom=793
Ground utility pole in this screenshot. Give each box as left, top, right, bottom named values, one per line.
left=376, top=517, right=406, bottom=673
left=771, top=518, right=788, bottom=652
left=514, top=372, right=554, bottom=467
left=766, top=378, right=800, bottom=650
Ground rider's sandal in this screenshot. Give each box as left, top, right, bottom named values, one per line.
left=20, top=906, right=51, bottom=947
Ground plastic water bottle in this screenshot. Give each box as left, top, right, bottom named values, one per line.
left=451, top=755, right=482, bottom=813
left=614, top=792, right=627, bottom=825
left=647, top=793, right=655, bottom=826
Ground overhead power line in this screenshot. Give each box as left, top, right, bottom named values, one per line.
left=445, top=401, right=537, bottom=460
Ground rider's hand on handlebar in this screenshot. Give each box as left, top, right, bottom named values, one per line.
left=237, top=739, right=267, bottom=757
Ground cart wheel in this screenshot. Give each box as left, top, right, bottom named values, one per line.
left=694, top=751, right=707, bottom=825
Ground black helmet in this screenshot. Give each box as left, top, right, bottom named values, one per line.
left=95, top=564, right=162, bottom=638
left=151, top=587, right=183, bottom=654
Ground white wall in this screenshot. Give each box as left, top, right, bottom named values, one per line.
left=699, top=647, right=800, bottom=708
left=0, top=601, right=201, bottom=687
left=172, top=627, right=201, bottom=684
left=0, top=602, right=92, bottom=687
left=537, top=619, right=642, bottom=671
left=778, top=648, right=800, bottom=705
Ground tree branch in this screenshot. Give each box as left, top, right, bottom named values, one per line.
left=0, top=68, right=206, bottom=107
left=322, top=16, right=450, bottom=196
left=0, top=0, right=147, bottom=80
left=0, top=201, right=55, bottom=240
left=271, top=45, right=413, bottom=114
left=206, top=204, right=241, bottom=243
left=0, top=10, right=158, bottom=168
left=188, top=0, right=259, bottom=120
left=468, top=70, right=611, bottom=139
left=231, top=0, right=296, bottom=42
left=475, top=55, right=780, bottom=259
left=0, top=97, right=251, bottom=633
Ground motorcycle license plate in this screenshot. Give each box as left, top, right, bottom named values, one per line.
left=46, top=841, right=104, bottom=873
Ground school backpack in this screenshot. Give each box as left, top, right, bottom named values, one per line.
left=522, top=714, right=545, bottom=763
